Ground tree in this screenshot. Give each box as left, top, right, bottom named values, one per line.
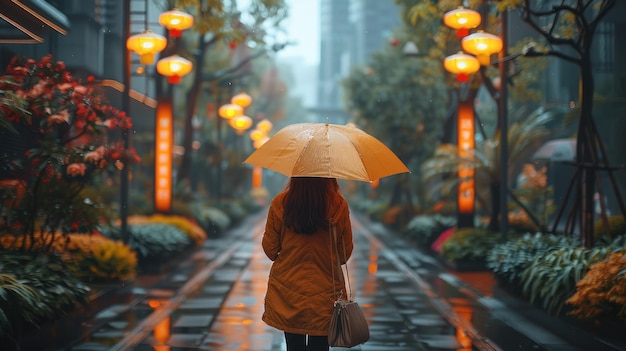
left=342, top=33, right=449, bottom=210
left=156, top=0, right=288, bottom=188
left=513, top=0, right=622, bottom=247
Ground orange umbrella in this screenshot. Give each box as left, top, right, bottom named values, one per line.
left=243, top=122, right=409, bottom=182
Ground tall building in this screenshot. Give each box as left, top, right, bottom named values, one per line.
left=317, top=0, right=401, bottom=122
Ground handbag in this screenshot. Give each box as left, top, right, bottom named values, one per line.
left=327, top=224, right=369, bottom=347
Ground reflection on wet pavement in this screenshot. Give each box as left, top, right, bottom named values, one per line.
left=30, top=212, right=623, bottom=351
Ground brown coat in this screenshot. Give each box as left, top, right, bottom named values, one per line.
left=261, top=191, right=353, bottom=336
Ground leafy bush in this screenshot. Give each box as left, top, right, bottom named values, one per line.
left=405, top=214, right=456, bottom=247
left=566, top=252, right=626, bottom=321
left=521, top=244, right=622, bottom=316
left=127, top=223, right=190, bottom=259
left=191, top=205, right=231, bottom=236
left=594, top=215, right=626, bottom=242
left=0, top=233, right=136, bottom=282
left=487, top=233, right=578, bottom=285
left=147, top=214, right=207, bottom=245
left=0, top=251, right=90, bottom=331
left=0, top=274, right=39, bottom=339
left=440, top=228, right=500, bottom=261
left=65, top=234, right=137, bottom=282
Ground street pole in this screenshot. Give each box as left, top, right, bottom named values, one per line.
left=120, top=0, right=131, bottom=243
left=498, top=9, right=509, bottom=242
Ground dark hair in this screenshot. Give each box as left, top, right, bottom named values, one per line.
left=282, top=177, right=340, bottom=234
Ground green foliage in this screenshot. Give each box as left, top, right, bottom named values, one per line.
left=440, top=228, right=500, bottom=261
left=191, top=204, right=231, bottom=236
left=566, top=251, right=626, bottom=322
left=0, top=55, right=138, bottom=243
left=593, top=215, right=626, bottom=242
left=521, top=239, right=625, bottom=316
left=487, top=233, right=578, bottom=285
left=126, top=223, right=191, bottom=259
left=405, top=214, right=456, bottom=247
left=0, top=251, right=90, bottom=333
left=0, top=274, right=39, bottom=339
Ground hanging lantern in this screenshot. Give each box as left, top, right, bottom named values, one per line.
left=252, top=166, right=263, bottom=189
left=231, top=92, right=253, bottom=108
left=127, top=30, right=167, bottom=65
left=256, top=119, right=273, bottom=133
left=159, top=9, right=194, bottom=38
left=462, top=31, right=503, bottom=65
left=156, top=55, right=193, bottom=84
left=249, top=128, right=266, bottom=141
left=253, top=136, right=270, bottom=149
left=218, top=103, right=243, bottom=120
left=443, top=7, right=481, bottom=38
left=229, top=115, right=253, bottom=134
left=443, top=52, right=480, bottom=82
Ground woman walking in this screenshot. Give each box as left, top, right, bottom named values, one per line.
left=262, top=177, right=354, bottom=351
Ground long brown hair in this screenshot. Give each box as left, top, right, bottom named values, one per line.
left=282, top=177, right=340, bottom=234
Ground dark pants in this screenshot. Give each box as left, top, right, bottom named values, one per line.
left=284, top=332, right=329, bottom=351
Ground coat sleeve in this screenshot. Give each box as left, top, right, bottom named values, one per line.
left=262, top=202, right=282, bottom=261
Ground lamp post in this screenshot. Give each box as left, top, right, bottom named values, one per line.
left=123, top=4, right=194, bottom=225
left=443, top=4, right=507, bottom=238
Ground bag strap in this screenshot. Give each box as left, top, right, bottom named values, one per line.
left=330, top=223, right=353, bottom=301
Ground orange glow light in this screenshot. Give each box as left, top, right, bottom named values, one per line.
left=126, top=30, right=167, bottom=65
left=256, top=119, right=273, bottom=132
left=156, top=55, right=193, bottom=84
left=229, top=115, right=253, bottom=134
left=218, top=104, right=243, bottom=120
left=462, top=31, right=503, bottom=65
left=457, top=101, right=475, bottom=214
left=159, top=9, right=194, bottom=38
left=231, top=92, right=253, bottom=108
left=443, top=7, right=481, bottom=38
left=443, top=52, right=480, bottom=82
left=155, top=100, right=173, bottom=212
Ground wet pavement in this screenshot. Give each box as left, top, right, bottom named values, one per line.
left=19, top=211, right=626, bottom=351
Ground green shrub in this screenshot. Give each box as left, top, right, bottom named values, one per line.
left=0, top=274, right=39, bottom=339
left=521, top=244, right=623, bottom=316
left=487, top=233, right=578, bottom=285
left=0, top=251, right=90, bottom=332
left=440, top=228, right=500, bottom=261
left=192, top=205, right=231, bottom=236
left=405, top=214, right=456, bottom=247
left=593, top=215, right=626, bottom=242
left=127, top=223, right=191, bottom=259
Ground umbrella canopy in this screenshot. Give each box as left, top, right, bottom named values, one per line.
left=532, top=138, right=576, bottom=161
left=243, top=123, right=410, bottom=182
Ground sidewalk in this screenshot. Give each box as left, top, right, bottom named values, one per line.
left=17, top=211, right=626, bottom=351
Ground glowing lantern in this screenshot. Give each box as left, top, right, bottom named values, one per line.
left=231, top=92, right=252, bottom=108
left=253, top=136, right=270, bottom=149
left=443, top=52, right=480, bottom=82
left=156, top=55, right=193, bottom=84
left=443, top=7, right=481, bottom=38
left=126, top=30, right=167, bottom=65
left=229, top=115, right=253, bottom=134
left=159, top=9, right=194, bottom=38
left=256, top=119, right=273, bottom=133
left=249, top=128, right=266, bottom=141
left=462, top=31, right=503, bottom=65
left=218, top=104, right=243, bottom=119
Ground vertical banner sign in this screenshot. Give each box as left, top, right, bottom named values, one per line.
left=457, top=101, right=475, bottom=214
left=252, top=166, right=263, bottom=189
left=155, top=99, right=173, bottom=212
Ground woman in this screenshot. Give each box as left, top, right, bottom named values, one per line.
left=262, top=177, right=354, bottom=351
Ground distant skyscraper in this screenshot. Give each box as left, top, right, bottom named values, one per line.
left=317, top=0, right=401, bottom=119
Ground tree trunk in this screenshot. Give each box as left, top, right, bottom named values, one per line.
left=578, top=53, right=596, bottom=248
left=177, top=36, right=208, bottom=187
left=488, top=180, right=500, bottom=232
